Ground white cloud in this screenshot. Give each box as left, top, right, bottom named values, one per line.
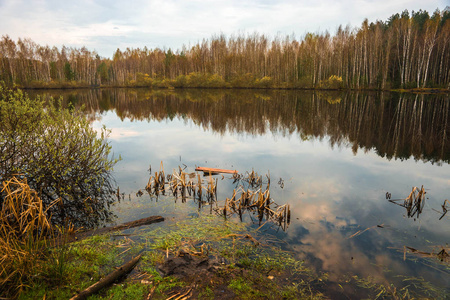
left=1, top=0, right=446, bottom=57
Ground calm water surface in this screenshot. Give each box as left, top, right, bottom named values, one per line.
left=30, top=88, right=450, bottom=297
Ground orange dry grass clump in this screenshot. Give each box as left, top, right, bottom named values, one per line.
left=0, top=176, right=55, bottom=296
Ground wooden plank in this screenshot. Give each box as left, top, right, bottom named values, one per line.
left=195, top=167, right=238, bottom=174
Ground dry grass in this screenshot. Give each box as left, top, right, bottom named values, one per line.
left=0, top=176, right=57, bottom=297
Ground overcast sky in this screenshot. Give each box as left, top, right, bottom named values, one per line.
left=0, top=0, right=447, bottom=58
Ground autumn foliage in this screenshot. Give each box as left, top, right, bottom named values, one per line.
left=0, top=9, right=449, bottom=89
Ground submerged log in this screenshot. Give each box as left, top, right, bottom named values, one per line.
left=58, top=216, right=165, bottom=244
left=105, top=215, right=164, bottom=232
left=78, top=215, right=164, bottom=239
left=195, top=167, right=238, bottom=175
left=69, top=254, right=142, bottom=300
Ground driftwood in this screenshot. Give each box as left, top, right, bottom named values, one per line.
left=195, top=167, right=237, bottom=175
left=69, top=254, right=142, bottom=300
left=61, top=216, right=164, bottom=244
left=82, top=215, right=165, bottom=236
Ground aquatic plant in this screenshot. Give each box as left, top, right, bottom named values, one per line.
left=388, top=186, right=426, bottom=219
left=142, top=163, right=290, bottom=229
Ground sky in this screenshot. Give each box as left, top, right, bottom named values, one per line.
left=0, top=0, right=447, bottom=58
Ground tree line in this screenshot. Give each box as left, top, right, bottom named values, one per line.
left=1, top=9, right=449, bottom=90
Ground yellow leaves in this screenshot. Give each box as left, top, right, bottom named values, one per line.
left=319, top=75, right=344, bottom=89
left=328, top=75, right=343, bottom=82
left=255, top=76, right=274, bottom=88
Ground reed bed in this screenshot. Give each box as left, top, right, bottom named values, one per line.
left=140, top=163, right=290, bottom=229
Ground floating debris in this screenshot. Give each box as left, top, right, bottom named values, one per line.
left=278, top=178, right=284, bottom=189
left=402, top=246, right=450, bottom=264
left=348, top=224, right=384, bottom=239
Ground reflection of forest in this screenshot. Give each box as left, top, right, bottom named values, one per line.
left=31, top=88, right=449, bottom=164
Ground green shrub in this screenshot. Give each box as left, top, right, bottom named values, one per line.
left=135, top=72, right=153, bottom=87
left=230, top=73, right=256, bottom=88
left=319, top=75, right=344, bottom=89
left=255, top=76, right=274, bottom=88
left=0, top=83, right=119, bottom=228
left=154, top=78, right=175, bottom=89
left=293, top=76, right=314, bottom=88
left=207, top=73, right=227, bottom=88
left=173, top=74, right=188, bottom=88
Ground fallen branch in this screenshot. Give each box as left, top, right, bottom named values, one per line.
left=145, top=286, right=157, bottom=300
left=70, top=254, right=142, bottom=300
left=165, top=286, right=193, bottom=300
left=72, top=215, right=165, bottom=242
left=347, top=224, right=382, bottom=239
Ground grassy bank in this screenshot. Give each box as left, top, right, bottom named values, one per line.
left=8, top=212, right=445, bottom=299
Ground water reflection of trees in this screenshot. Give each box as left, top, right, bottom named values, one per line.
left=30, top=89, right=449, bottom=164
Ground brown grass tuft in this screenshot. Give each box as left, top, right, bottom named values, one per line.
left=0, top=176, right=56, bottom=297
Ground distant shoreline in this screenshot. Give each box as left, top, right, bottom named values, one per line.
left=18, top=83, right=450, bottom=94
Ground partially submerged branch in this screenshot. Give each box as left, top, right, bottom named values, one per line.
left=71, top=215, right=165, bottom=243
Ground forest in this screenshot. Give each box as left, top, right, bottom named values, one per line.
left=0, top=9, right=449, bottom=90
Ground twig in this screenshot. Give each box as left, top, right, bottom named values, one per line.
left=145, top=286, right=156, bottom=300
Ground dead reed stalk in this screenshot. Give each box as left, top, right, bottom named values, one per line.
left=388, top=185, right=426, bottom=219
left=144, top=164, right=290, bottom=230
left=0, top=176, right=56, bottom=297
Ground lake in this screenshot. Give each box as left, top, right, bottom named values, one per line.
left=29, top=88, right=449, bottom=297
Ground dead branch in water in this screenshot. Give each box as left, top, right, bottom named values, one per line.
left=60, top=216, right=164, bottom=244
left=402, top=246, right=450, bottom=263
